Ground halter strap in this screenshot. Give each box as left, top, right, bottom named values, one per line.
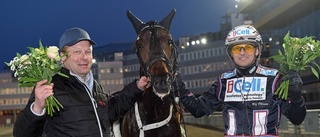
left=135, top=102, right=173, bottom=137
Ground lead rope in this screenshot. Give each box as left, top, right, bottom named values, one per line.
left=135, top=102, right=173, bottom=137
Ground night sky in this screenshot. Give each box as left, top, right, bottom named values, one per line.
left=0, top=0, right=236, bottom=72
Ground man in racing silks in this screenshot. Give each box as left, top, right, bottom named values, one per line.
left=174, top=25, right=306, bottom=136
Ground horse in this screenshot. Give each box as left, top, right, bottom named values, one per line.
left=119, top=9, right=182, bottom=137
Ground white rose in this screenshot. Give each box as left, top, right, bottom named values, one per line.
left=47, top=46, right=60, bottom=60
left=35, top=48, right=41, bottom=53
left=20, top=54, right=29, bottom=63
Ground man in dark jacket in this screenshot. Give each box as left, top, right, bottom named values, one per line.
left=175, top=25, right=306, bottom=136
left=13, top=27, right=149, bottom=137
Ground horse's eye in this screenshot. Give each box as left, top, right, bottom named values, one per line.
left=136, top=42, right=143, bottom=49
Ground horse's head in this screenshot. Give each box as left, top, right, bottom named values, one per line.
left=127, top=9, right=178, bottom=99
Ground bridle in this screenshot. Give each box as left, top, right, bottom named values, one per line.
left=135, top=23, right=178, bottom=83
left=133, top=24, right=180, bottom=137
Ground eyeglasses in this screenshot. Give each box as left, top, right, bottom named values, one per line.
left=231, top=44, right=256, bottom=54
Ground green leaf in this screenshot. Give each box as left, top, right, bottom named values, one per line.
left=311, top=62, right=320, bottom=72
left=4, top=62, right=10, bottom=67
left=19, top=77, right=41, bottom=82
left=310, top=67, right=319, bottom=79
left=57, top=72, right=69, bottom=78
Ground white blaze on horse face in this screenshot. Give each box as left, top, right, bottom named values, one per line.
left=153, top=86, right=170, bottom=100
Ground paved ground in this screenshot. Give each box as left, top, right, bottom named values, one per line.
left=184, top=124, right=224, bottom=137
left=0, top=126, right=12, bottom=137
left=0, top=125, right=224, bottom=137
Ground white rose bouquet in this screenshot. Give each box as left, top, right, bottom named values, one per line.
left=5, top=40, right=68, bottom=116
left=269, top=32, right=320, bottom=100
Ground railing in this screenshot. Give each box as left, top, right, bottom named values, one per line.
left=182, top=109, right=320, bottom=137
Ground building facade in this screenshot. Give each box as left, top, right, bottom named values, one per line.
left=0, top=72, right=31, bottom=126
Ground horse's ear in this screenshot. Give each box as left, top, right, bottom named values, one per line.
left=159, top=9, right=176, bottom=31
left=127, top=10, right=144, bottom=35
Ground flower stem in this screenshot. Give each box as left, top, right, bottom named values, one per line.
left=45, top=95, right=63, bottom=117
left=275, top=80, right=290, bottom=100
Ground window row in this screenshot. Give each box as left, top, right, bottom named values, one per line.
left=123, top=64, right=140, bottom=73
left=100, top=79, right=123, bottom=86
left=179, top=61, right=233, bottom=75
left=0, top=87, right=33, bottom=95
left=185, top=78, right=216, bottom=89
left=0, top=79, right=11, bottom=83
left=0, top=98, right=29, bottom=105
left=179, top=47, right=225, bottom=61
left=99, top=67, right=123, bottom=74
left=0, top=109, right=21, bottom=116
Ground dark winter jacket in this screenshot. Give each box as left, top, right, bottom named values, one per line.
left=13, top=67, right=143, bottom=137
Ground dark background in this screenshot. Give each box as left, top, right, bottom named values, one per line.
left=0, top=0, right=235, bottom=72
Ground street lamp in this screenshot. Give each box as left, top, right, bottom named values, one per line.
left=201, top=38, right=207, bottom=44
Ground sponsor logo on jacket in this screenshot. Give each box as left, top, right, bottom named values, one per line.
left=225, top=77, right=267, bottom=102
left=222, top=69, right=237, bottom=79
left=256, top=67, right=278, bottom=76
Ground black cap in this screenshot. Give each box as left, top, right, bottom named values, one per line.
left=59, top=27, right=96, bottom=49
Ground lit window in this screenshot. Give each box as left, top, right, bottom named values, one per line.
left=115, top=79, right=119, bottom=85
left=106, top=68, right=111, bottom=73
left=23, top=98, right=28, bottom=104
left=111, top=80, right=115, bottom=85
left=119, top=68, right=123, bottom=73
left=100, top=69, right=105, bottom=74
left=100, top=80, right=106, bottom=85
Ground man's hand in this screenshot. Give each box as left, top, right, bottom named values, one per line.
left=137, top=76, right=151, bottom=91
left=33, top=80, right=54, bottom=114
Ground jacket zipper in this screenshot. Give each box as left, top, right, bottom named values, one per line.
left=77, top=79, right=104, bottom=137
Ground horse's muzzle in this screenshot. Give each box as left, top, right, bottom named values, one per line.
left=151, top=74, right=172, bottom=97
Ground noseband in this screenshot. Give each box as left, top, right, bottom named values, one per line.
left=136, top=23, right=178, bottom=81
